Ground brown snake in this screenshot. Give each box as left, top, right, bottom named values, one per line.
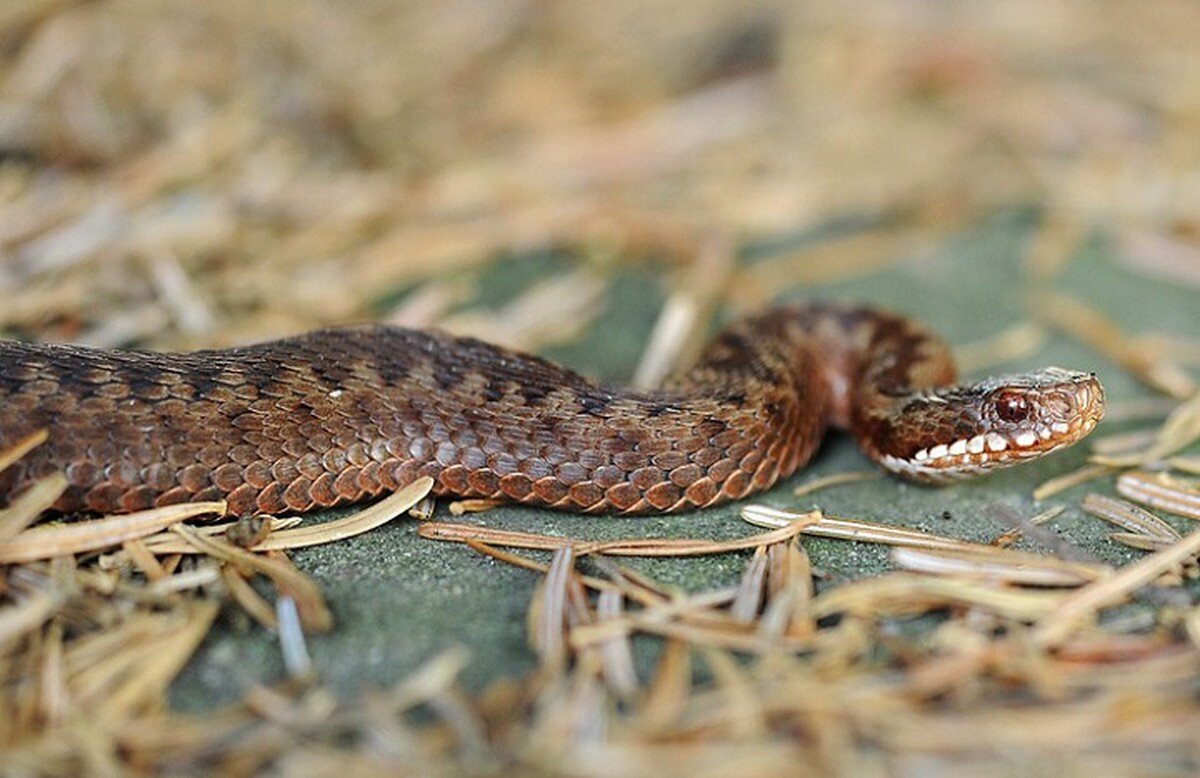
left=0, top=303, right=1105, bottom=518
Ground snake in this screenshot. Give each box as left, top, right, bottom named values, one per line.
left=0, top=303, right=1105, bottom=518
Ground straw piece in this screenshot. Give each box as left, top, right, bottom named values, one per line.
left=0, top=590, right=64, bottom=649
left=1116, top=471, right=1200, bottom=521
left=420, top=514, right=820, bottom=557
left=449, top=498, right=504, bottom=516
left=632, top=235, right=735, bottom=389
left=1081, top=494, right=1181, bottom=542
left=1168, top=456, right=1200, bottom=475
left=135, top=479, right=433, bottom=555
left=169, top=524, right=331, bottom=632
left=96, top=602, right=221, bottom=720
left=530, top=546, right=575, bottom=670
left=741, top=504, right=986, bottom=551
left=1092, top=393, right=1200, bottom=467
left=222, top=566, right=278, bottom=630
left=0, top=429, right=48, bottom=475
left=1032, top=464, right=1113, bottom=501
left=635, top=639, right=691, bottom=733
left=813, top=574, right=1068, bottom=622
left=277, top=597, right=314, bottom=681
left=730, top=547, right=769, bottom=623
left=0, top=501, right=226, bottom=564
left=1107, top=533, right=1174, bottom=552
left=1031, top=290, right=1195, bottom=398
left=1033, top=526, right=1200, bottom=648
left=0, top=474, right=67, bottom=546
left=792, top=471, right=880, bottom=497
left=891, top=546, right=1105, bottom=587
left=250, top=478, right=434, bottom=550
left=954, top=322, right=1048, bottom=373
left=596, top=589, right=638, bottom=698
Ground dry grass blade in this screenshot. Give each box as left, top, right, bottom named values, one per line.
left=569, top=588, right=739, bottom=651
left=122, top=539, right=167, bottom=582
left=1022, top=213, right=1086, bottom=280
left=1031, top=290, right=1195, bottom=398
left=385, top=648, right=473, bottom=717
left=221, top=565, right=278, bottom=629
left=251, top=477, right=433, bottom=550
left=953, top=322, right=1048, bottom=373
left=730, top=546, right=769, bottom=623
left=758, top=538, right=815, bottom=640
left=632, top=235, right=734, bottom=390
left=1089, top=428, right=1158, bottom=457
left=1116, top=471, right=1200, bottom=521
left=277, top=596, right=314, bottom=681
left=1081, top=494, right=1181, bottom=542
left=0, top=429, right=48, bottom=474
left=1092, top=392, right=1200, bottom=467
left=96, top=602, right=221, bottom=720
left=635, top=639, right=691, bottom=733
left=1103, top=397, right=1181, bottom=424
left=727, top=228, right=912, bottom=307
left=891, top=546, right=1106, bottom=587
left=420, top=515, right=819, bottom=557
left=792, top=471, right=880, bottom=497
left=0, top=473, right=67, bottom=545
left=1034, top=525, right=1200, bottom=648
left=449, top=498, right=504, bottom=516
left=1117, top=230, right=1200, bottom=289
left=1032, top=464, right=1114, bottom=501
left=1108, top=533, right=1175, bottom=552
left=463, top=540, right=672, bottom=611
left=700, top=647, right=767, bottom=737
left=170, top=524, right=331, bottom=632
left=409, top=496, right=437, bottom=520
left=984, top=503, right=1097, bottom=564
left=530, top=546, right=575, bottom=670
left=1168, top=455, right=1200, bottom=475
left=741, top=504, right=986, bottom=551
left=0, top=501, right=226, bottom=564
left=812, top=573, right=1068, bottom=622
left=38, top=622, right=68, bottom=727
left=0, top=590, right=65, bottom=648
left=990, top=505, right=1065, bottom=548
left=131, top=478, right=432, bottom=555
left=133, top=516, right=299, bottom=554
left=142, top=564, right=221, bottom=596
left=440, top=269, right=608, bottom=353
left=596, top=589, right=638, bottom=698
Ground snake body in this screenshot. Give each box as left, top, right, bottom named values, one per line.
left=0, top=303, right=1104, bottom=518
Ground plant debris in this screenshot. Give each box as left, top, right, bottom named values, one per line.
left=1, top=1, right=1199, bottom=774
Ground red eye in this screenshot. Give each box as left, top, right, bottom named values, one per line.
left=994, top=391, right=1030, bottom=423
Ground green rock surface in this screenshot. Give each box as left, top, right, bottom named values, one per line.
left=170, top=211, right=1197, bottom=710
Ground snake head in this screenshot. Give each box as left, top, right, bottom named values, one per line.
left=877, top=367, right=1105, bottom=482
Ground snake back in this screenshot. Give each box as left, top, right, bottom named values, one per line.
left=0, top=303, right=1104, bottom=517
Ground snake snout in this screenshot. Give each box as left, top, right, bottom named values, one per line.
left=1071, top=373, right=1106, bottom=427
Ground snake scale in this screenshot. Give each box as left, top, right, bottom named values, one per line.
left=0, top=303, right=1105, bottom=518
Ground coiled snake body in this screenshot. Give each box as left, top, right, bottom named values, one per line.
left=0, top=303, right=1104, bottom=518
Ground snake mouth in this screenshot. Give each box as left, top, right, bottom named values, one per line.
left=883, top=371, right=1105, bottom=481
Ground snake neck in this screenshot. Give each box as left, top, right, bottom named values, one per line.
left=684, top=303, right=1103, bottom=483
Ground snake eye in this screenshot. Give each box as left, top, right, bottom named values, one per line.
left=993, top=390, right=1030, bottom=423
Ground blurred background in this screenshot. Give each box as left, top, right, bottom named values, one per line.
left=1, top=0, right=1197, bottom=357
left=5, top=5, right=1200, bottom=770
